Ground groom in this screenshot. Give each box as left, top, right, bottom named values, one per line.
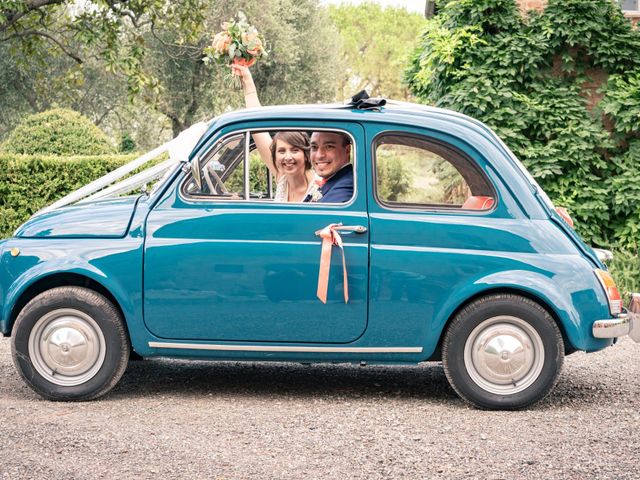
left=304, top=131, right=354, bottom=203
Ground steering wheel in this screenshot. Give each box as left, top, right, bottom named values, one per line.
left=203, top=163, right=229, bottom=195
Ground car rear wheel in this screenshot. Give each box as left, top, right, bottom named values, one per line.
left=11, top=286, right=129, bottom=401
left=442, top=293, right=564, bottom=410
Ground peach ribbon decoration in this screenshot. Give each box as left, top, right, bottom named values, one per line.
left=315, top=223, right=349, bottom=304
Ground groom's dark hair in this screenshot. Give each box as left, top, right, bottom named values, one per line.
left=309, top=130, right=351, bottom=147
left=336, top=132, right=351, bottom=146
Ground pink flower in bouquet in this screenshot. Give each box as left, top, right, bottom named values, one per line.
left=242, top=31, right=258, bottom=45
left=246, top=38, right=263, bottom=56
left=211, top=32, right=232, bottom=54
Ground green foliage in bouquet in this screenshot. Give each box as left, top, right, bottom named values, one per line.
left=2, top=109, right=114, bottom=156
left=406, top=0, right=640, bottom=253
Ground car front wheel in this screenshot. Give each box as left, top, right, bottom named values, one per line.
left=442, top=293, right=564, bottom=410
left=11, top=286, right=129, bottom=401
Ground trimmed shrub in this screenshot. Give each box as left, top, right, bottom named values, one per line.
left=1, top=109, right=115, bottom=156
left=376, top=155, right=412, bottom=202
left=0, top=153, right=136, bottom=238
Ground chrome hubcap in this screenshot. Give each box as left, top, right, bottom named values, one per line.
left=464, top=316, right=544, bottom=395
left=28, top=309, right=106, bottom=387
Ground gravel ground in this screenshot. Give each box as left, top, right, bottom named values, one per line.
left=1, top=335, right=639, bottom=480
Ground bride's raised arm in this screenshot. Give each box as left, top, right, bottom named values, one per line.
left=231, top=65, right=277, bottom=177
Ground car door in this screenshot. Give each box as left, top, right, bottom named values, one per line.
left=143, top=121, right=369, bottom=344
left=365, top=123, right=509, bottom=351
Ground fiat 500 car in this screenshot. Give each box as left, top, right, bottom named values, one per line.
left=1, top=100, right=638, bottom=410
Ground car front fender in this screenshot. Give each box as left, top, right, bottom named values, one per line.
left=1, top=238, right=143, bottom=339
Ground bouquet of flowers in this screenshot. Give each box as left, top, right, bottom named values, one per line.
left=203, top=12, right=267, bottom=71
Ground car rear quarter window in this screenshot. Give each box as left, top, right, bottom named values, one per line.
left=374, top=133, right=495, bottom=211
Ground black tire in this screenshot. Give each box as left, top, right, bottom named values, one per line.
left=442, top=293, right=564, bottom=410
left=11, top=286, right=130, bottom=401
left=129, top=350, right=145, bottom=361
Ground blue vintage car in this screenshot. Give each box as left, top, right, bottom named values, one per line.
left=1, top=100, right=637, bottom=409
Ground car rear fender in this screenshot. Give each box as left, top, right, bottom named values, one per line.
left=431, top=267, right=613, bottom=355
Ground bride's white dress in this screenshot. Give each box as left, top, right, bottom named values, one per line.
left=273, top=174, right=320, bottom=202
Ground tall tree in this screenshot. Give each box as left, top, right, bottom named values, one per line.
left=145, top=0, right=342, bottom=136
left=0, top=0, right=342, bottom=142
left=0, top=37, right=136, bottom=140
left=329, top=3, right=426, bottom=100
left=0, top=0, right=206, bottom=96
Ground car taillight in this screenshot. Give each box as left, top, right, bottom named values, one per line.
left=594, top=269, right=622, bottom=315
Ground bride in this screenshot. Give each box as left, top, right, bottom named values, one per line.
left=231, top=64, right=318, bottom=203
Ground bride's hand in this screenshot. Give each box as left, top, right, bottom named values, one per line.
left=230, top=64, right=251, bottom=80
left=230, top=64, right=256, bottom=96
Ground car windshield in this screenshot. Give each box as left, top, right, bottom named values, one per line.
left=77, top=157, right=179, bottom=205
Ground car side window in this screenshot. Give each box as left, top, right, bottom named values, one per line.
left=184, top=133, right=272, bottom=200
left=374, top=133, right=495, bottom=210
left=184, top=128, right=356, bottom=204
left=185, top=133, right=246, bottom=199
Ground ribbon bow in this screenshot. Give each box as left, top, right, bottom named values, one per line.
left=315, top=223, right=349, bottom=304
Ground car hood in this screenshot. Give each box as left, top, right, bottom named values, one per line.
left=15, top=196, right=141, bottom=239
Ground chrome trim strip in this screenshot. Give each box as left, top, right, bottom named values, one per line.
left=148, top=342, right=422, bottom=353
left=243, top=131, right=250, bottom=200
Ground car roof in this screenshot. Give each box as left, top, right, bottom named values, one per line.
left=207, top=100, right=489, bottom=134
left=201, top=101, right=508, bottom=154
left=197, top=100, right=512, bottom=169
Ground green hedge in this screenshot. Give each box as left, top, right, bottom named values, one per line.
left=0, top=153, right=136, bottom=238
left=404, top=0, right=639, bottom=295
left=405, top=0, right=640, bottom=250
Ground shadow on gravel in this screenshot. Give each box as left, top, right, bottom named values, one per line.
left=104, top=357, right=617, bottom=410
left=1, top=337, right=615, bottom=409
left=110, top=359, right=460, bottom=403
left=536, top=371, right=612, bottom=409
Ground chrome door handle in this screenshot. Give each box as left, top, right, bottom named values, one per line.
left=337, top=225, right=368, bottom=234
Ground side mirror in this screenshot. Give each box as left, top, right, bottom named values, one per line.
left=191, top=156, right=203, bottom=191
